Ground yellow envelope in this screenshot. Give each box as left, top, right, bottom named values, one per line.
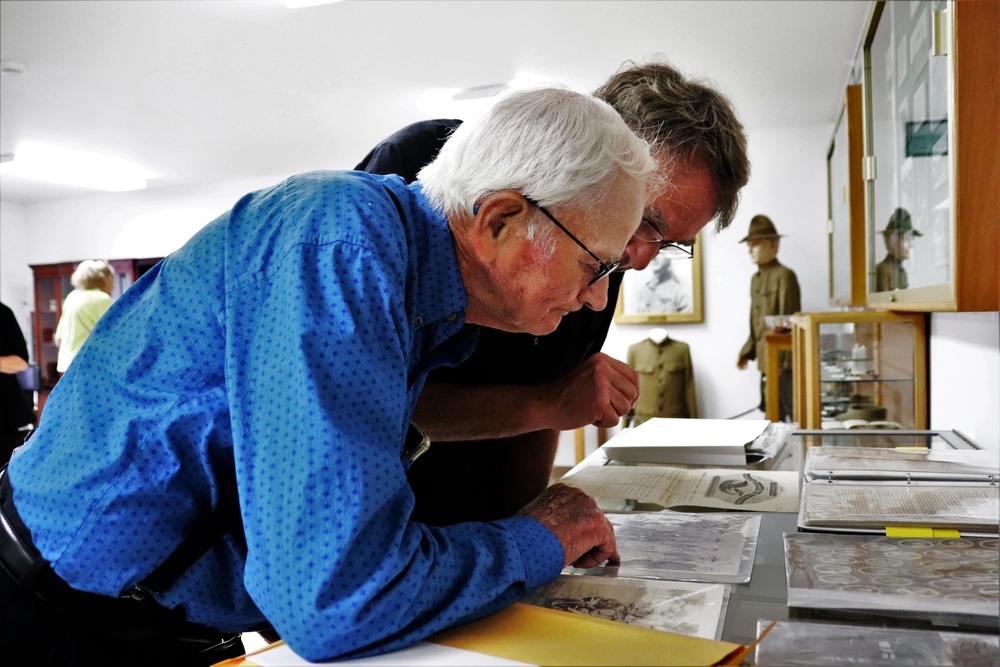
left=430, top=603, right=742, bottom=666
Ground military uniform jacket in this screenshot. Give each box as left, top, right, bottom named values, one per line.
left=875, top=255, right=907, bottom=291
left=627, top=337, right=697, bottom=424
left=738, top=259, right=801, bottom=373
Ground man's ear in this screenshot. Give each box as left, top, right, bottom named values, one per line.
left=470, top=191, right=533, bottom=262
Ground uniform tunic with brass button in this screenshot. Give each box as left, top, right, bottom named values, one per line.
left=626, top=336, right=697, bottom=425
left=738, top=259, right=801, bottom=373
left=875, top=255, right=907, bottom=291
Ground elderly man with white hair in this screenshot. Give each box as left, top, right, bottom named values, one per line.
left=0, top=86, right=655, bottom=666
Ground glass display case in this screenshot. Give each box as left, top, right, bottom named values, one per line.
left=791, top=429, right=980, bottom=451
left=791, top=310, right=927, bottom=430
left=861, top=0, right=998, bottom=311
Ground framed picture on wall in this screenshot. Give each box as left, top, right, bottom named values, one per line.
left=614, top=235, right=704, bottom=324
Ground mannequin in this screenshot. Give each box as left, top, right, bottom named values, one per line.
left=626, top=331, right=697, bottom=426
left=875, top=208, right=920, bottom=292
left=736, top=215, right=800, bottom=421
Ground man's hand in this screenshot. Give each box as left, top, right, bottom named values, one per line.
left=737, top=356, right=749, bottom=370
left=543, top=353, right=639, bottom=429
left=516, top=483, right=619, bottom=568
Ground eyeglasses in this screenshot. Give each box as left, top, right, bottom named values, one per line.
left=522, top=196, right=620, bottom=286
left=633, top=219, right=695, bottom=259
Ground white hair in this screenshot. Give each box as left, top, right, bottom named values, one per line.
left=71, top=260, right=114, bottom=289
left=417, top=86, right=656, bottom=224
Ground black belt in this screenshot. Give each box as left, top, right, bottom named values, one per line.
left=0, top=466, right=42, bottom=585
left=0, top=466, right=239, bottom=649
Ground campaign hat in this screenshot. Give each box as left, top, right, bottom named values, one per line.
left=881, top=208, right=922, bottom=236
left=739, top=215, right=783, bottom=243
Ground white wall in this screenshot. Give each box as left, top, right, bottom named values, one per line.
left=19, top=175, right=285, bottom=265
left=929, top=312, right=1000, bottom=449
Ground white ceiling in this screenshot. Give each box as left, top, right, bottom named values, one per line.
left=0, top=0, right=871, bottom=205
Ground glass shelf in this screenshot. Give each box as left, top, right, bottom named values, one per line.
left=792, top=310, right=927, bottom=429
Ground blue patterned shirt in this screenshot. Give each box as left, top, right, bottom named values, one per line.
left=9, top=171, right=564, bottom=661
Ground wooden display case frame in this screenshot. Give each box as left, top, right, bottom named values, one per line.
left=792, top=310, right=927, bottom=430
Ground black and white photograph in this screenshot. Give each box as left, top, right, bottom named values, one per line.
left=566, top=511, right=760, bottom=584
left=523, top=574, right=730, bottom=640
left=615, top=239, right=704, bottom=324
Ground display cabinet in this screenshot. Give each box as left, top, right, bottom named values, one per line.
left=861, top=0, right=998, bottom=311
left=30, top=258, right=162, bottom=392
left=791, top=310, right=927, bottom=430
left=791, top=429, right=981, bottom=451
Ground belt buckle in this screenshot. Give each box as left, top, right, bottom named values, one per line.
left=401, top=423, right=431, bottom=463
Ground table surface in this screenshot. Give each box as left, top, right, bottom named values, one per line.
left=718, top=511, right=797, bottom=646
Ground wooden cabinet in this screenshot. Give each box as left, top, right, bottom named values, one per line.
left=30, top=258, right=161, bottom=393
left=860, top=0, right=998, bottom=311
left=792, top=310, right=927, bottom=430
left=827, top=84, right=866, bottom=307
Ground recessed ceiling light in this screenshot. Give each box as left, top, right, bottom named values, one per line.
left=0, top=141, right=152, bottom=192
left=276, top=0, right=344, bottom=8
left=416, top=72, right=556, bottom=117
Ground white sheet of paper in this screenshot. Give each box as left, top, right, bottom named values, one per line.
left=612, top=419, right=769, bottom=447
left=563, top=465, right=800, bottom=513
left=247, top=640, right=534, bottom=666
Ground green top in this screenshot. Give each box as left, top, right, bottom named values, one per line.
left=55, top=287, right=112, bottom=372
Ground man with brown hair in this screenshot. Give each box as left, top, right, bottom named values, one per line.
left=357, top=60, right=750, bottom=524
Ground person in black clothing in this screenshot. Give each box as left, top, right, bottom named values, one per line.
left=1, top=302, right=35, bottom=464
left=356, top=60, right=750, bottom=524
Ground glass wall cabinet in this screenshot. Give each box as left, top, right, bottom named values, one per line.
left=792, top=310, right=927, bottom=430
left=861, top=0, right=998, bottom=311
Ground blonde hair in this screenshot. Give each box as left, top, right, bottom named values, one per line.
left=71, top=260, right=114, bottom=289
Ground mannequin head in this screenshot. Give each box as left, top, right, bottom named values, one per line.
left=747, top=237, right=779, bottom=265
left=739, top=215, right=782, bottom=266
left=880, top=208, right=920, bottom=260
left=883, top=230, right=914, bottom=260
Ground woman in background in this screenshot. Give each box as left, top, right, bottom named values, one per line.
left=54, top=260, right=115, bottom=374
